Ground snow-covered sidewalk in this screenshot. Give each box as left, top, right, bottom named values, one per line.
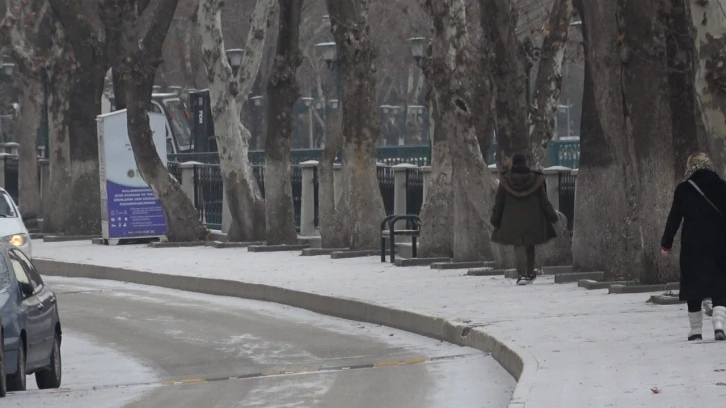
left=34, top=241, right=726, bottom=407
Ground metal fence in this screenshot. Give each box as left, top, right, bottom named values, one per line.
left=193, top=164, right=223, bottom=230
left=4, top=155, right=18, bottom=203
left=558, top=172, right=576, bottom=233
left=313, top=167, right=319, bottom=228
left=252, top=165, right=265, bottom=198
left=167, top=161, right=182, bottom=184
left=377, top=166, right=395, bottom=216
left=291, top=166, right=302, bottom=227
left=405, top=169, right=424, bottom=215
left=168, top=141, right=581, bottom=169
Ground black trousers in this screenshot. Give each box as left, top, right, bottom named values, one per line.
left=514, top=245, right=535, bottom=276
left=688, top=298, right=726, bottom=313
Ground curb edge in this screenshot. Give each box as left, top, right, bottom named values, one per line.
left=34, top=258, right=538, bottom=408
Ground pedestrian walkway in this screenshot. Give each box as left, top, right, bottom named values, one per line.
left=34, top=241, right=726, bottom=407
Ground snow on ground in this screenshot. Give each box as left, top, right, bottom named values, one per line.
left=4, top=333, right=157, bottom=407
left=34, top=241, right=726, bottom=407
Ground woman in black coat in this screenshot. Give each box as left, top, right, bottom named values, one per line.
left=661, top=153, right=726, bottom=341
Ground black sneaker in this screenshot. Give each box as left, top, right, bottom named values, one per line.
left=516, top=275, right=536, bottom=286
left=688, top=334, right=702, bottom=341
left=716, top=330, right=726, bottom=341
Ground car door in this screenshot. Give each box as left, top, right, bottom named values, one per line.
left=7, top=250, right=42, bottom=367
left=10, top=249, right=54, bottom=367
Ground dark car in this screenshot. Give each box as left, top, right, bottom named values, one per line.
left=0, top=245, right=61, bottom=394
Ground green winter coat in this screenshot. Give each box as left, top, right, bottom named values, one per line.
left=490, top=170, right=559, bottom=246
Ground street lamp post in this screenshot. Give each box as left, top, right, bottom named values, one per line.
left=225, top=48, right=245, bottom=76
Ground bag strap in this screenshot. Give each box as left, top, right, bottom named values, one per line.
left=688, top=179, right=724, bottom=217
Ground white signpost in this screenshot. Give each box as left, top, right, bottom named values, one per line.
left=97, top=110, right=168, bottom=244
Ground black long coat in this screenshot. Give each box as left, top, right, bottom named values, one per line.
left=661, top=169, right=726, bottom=301
left=490, top=170, right=558, bottom=246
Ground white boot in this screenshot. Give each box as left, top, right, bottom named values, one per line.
left=712, top=306, right=726, bottom=341
left=703, top=299, right=713, bottom=317
left=688, top=311, right=703, bottom=341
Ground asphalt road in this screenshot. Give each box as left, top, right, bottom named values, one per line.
left=38, top=277, right=514, bottom=407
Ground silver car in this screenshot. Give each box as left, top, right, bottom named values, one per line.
left=0, top=244, right=61, bottom=394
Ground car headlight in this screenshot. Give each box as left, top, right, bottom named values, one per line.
left=2, top=233, right=28, bottom=247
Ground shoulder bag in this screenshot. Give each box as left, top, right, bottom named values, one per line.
left=688, top=179, right=724, bottom=218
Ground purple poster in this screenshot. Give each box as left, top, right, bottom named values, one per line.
left=106, top=181, right=167, bottom=238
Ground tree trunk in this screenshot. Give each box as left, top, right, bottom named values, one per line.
left=198, top=0, right=274, bottom=242
left=689, top=0, right=726, bottom=173
left=419, top=0, right=496, bottom=261
left=325, top=0, right=386, bottom=250
left=44, top=0, right=109, bottom=235
left=670, top=0, right=708, bottom=175
left=528, top=0, right=572, bottom=167
left=112, top=0, right=206, bottom=242
left=17, top=74, right=41, bottom=217
left=318, top=106, right=347, bottom=248
left=573, top=0, right=686, bottom=282
left=43, top=42, right=104, bottom=235
left=264, top=0, right=303, bottom=245
left=479, top=0, right=531, bottom=168
left=418, top=99, right=454, bottom=258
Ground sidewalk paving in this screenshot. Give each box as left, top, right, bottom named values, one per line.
left=34, top=241, right=726, bottom=407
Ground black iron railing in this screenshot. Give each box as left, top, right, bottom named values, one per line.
left=193, top=164, right=223, bottom=230
left=558, top=172, right=576, bottom=232
left=377, top=166, right=395, bottom=216
left=405, top=169, right=424, bottom=215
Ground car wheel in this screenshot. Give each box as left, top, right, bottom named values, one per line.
left=0, top=331, right=6, bottom=397
left=6, top=338, right=25, bottom=392
left=35, top=333, right=61, bottom=389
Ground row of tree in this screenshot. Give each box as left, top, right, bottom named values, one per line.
left=2, top=0, right=725, bottom=283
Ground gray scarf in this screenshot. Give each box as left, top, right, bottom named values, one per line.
left=684, top=159, right=712, bottom=180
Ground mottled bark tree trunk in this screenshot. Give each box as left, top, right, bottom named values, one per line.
left=478, top=0, right=530, bottom=168
left=689, top=0, right=726, bottom=173
left=318, top=106, right=347, bottom=248
left=419, top=0, right=496, bottom=261
left=1, top=3, right=45, bottom=218
left=669, top=0, right=708, bottom=175
left=573, top=0, right=686, bottom=282
left=264, top=0, right=303, bottom=245
left=198, top=0, right=274, bottom=242
left=418, top=95, right=454, bottom=258
left=111, top=0, right=206, bottom=242
left=44, top=0, right=110, bottom=235
left=528, top=0, right=572, bottom=167
left=325, top=0, right=386, bottom=250
left=17, top=75, right=41, bottom=217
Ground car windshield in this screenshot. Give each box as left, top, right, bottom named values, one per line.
left=164, top=99, right=193, bottom=151
left=0, top=191, right=17, bottom=218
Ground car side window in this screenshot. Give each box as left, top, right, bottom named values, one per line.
left=9, top=252, right=34, bottom=295
left=10, top=249, right=43, bottom=288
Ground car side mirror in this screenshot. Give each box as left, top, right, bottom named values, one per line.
left=21, top=212, right=38, bottom=222
left=19, top=282, right=33, bottom=296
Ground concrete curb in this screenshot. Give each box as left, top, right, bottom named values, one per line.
left=393, top=257, right=450, bottom=267
left=578, top=279, right=632, bottom=290
left=34, top=258, right=538, bottom=408
left=554, top=271, right=604, bottom=284
left=609, top=282, right=679, bottom=294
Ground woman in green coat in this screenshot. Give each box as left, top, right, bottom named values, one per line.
left=490, top=153, right=559, bottom=285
